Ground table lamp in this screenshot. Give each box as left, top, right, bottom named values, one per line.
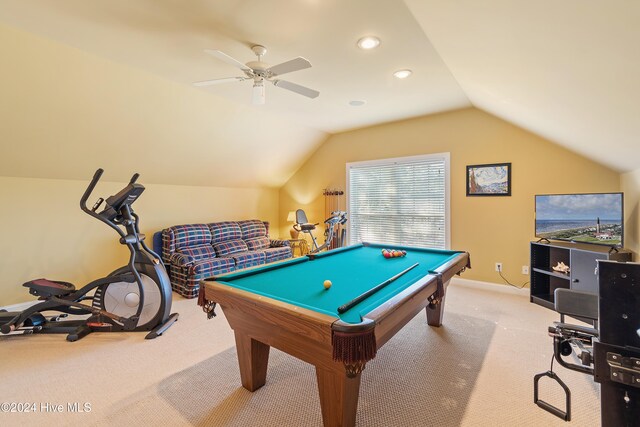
left=287, top=211, right=299, bottom=239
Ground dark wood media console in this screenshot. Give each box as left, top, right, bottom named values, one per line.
left=530, top=240, right=632, bottom=311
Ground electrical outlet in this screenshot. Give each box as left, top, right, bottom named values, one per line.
left=522, top=265, right=529, bottom=275
left=495, top=262, right=503, bottom=272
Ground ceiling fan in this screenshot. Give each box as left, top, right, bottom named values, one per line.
left=194, top=45, right=319, bottom=105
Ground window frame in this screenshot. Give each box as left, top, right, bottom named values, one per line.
left=345, top=152, right=451, bottom=249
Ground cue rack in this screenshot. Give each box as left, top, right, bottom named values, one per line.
left=323, top=188, right=346, bottom=250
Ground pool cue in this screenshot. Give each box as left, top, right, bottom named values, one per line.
left=337, top=262, right=420, bottom=314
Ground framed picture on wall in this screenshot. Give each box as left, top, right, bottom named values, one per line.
left=466, top=163, right=511, bottom=196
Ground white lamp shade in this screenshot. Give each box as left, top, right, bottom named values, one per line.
left=287, top=211, right=296, bottom=222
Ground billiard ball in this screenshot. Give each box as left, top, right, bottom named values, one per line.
left=323, top=280, right=332, bottom=289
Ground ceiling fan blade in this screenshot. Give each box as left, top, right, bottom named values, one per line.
left=267, top=57, right=312, bottom=77
left=204, top=49, right=252, bottom=73
left=272, top=79, right=319, bottom=99
left=193, top=76, right=246, bottom=87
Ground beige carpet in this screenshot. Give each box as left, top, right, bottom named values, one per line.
left=0, top=279, right=599, bottom=426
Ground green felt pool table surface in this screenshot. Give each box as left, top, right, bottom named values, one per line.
left=213, top=243, right=463, bottom=323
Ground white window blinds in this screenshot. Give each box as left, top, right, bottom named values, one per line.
left=347, top=153, right=450, bottom=249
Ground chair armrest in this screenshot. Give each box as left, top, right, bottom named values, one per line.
left=270, top=239, right=291, bottom=248
left=554, top=288, right=598, bottom=320
left=168, top=253, right=195, bottom=267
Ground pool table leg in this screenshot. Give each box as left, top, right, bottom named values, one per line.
left=234, top=331, right=270, bottom=392
left=315, top=366, right=361, bottom=427
left=426, top=293, right=446, bottom=326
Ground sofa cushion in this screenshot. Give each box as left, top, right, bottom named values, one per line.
left=213, top=239, right=249, bottom=257
left=209, top=222, right=243, bottom=244
left=165, top=224, right=212, bottom=249
left=190, top=257, right=234, bottom=276
left=177, top=244, right=216, bottom=262
left=162, top=224, right=212, bottom=262
left=245, top=236, right=270, bottom=251
left=264, top=246, right=293, bottom=264
left=238, top=219, right=267, bottom=239
left=232, top=251, right=266, bottom=270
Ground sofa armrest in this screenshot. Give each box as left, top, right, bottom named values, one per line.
left=168, top=253, right=195, bottom=267
left=270, top=239, right=291, bottom=248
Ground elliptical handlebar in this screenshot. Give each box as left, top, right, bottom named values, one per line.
left=128, top=173, right=140, bottom=185
left=80, top=168, right=104, bottom=214
left=79, top=168, right=143, bottom=240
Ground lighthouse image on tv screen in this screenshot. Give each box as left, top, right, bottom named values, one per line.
left=535, top=193, right=623, bottom=246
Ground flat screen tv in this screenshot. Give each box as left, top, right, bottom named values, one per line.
left=535, top=192, right=624, bottom=247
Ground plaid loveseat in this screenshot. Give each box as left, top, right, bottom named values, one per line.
left=161, top=220, right=291, bottom=298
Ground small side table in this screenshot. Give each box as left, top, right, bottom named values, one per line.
left=288, top=239, right=310, bottom=257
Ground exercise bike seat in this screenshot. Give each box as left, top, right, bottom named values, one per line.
left=295, top=209, right=319, bottom=231
left=23, top=279, right=76, bottom=298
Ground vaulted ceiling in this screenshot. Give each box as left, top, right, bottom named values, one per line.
left=405, top=0, right=640, bottom=173
left=0, top=0, right=638, bottom=186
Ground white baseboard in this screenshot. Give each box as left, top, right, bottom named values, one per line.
left=451, top=277, right=530, bottom=296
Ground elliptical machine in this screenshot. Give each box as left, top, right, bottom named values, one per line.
left=0, top=169, right=178, bottom=341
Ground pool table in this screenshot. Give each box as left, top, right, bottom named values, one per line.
left=201, top=242, right=470, bottom=427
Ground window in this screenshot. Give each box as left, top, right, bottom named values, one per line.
left=347, top=153, right=450, bottom=249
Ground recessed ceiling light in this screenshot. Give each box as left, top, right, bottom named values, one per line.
left=357, top=36, right=380, bottom=50
left=393, top=69, right=412, bottom=79
left=349, top=100, right=367, bottom=106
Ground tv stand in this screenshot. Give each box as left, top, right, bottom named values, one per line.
left=535, top=237, right=551, bottom=244
left=529, top=241, right=632, bottom=314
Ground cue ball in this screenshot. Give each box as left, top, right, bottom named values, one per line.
left=323, top=280, right=332, bottom=289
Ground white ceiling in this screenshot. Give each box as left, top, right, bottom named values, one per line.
left=0, top=0, right=638, bottom=180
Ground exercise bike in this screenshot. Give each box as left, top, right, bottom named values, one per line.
left=294, top=209, right=348, bottom=253
left=0, top=169, right=179, bottom=341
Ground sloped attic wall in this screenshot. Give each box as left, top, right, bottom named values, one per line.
left=0, top=24, right=326, bottom=304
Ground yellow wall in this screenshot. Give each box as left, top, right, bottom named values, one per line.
left=621, top=168, right=640, bottom=257
left=279, top=108, right=621, bottom=284
left=0, top=176, right=278, bottom=305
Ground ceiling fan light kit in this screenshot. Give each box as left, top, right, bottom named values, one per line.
left=194, top=45, right=319, bottom=105
left=252, top=80, right=266, bottom=105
